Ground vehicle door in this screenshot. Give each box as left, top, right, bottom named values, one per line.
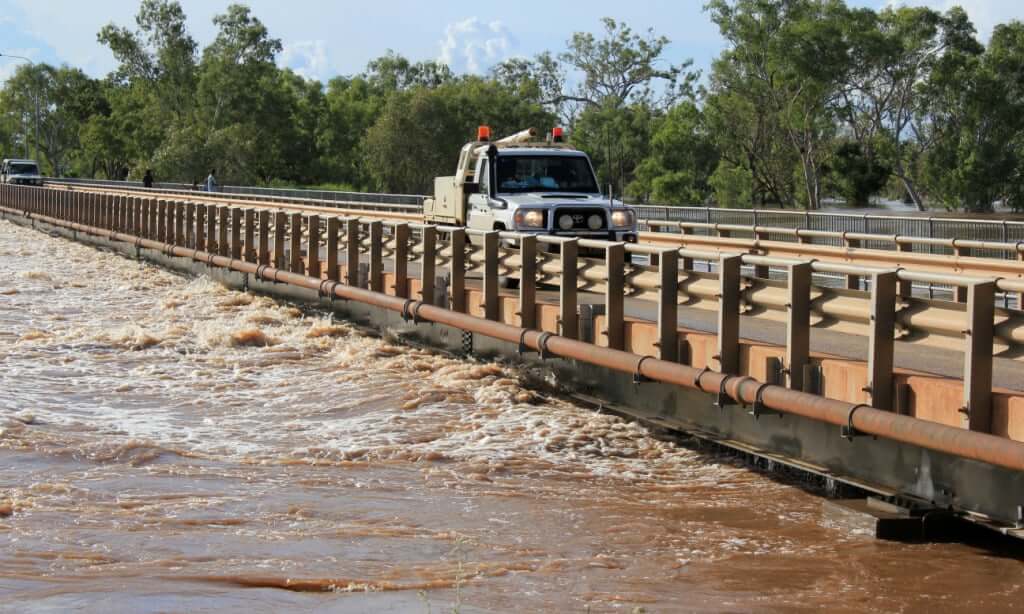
left=466, top=156, right=495, bottom=231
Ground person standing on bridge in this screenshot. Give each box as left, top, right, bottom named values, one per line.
left=205, top=168, right=218, bottom=193
left=143, top=169, right=154, bottom=189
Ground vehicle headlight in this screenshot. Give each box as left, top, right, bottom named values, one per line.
left=513, top=209, right=545, bottom=229
left=587, top=214, right=603, bottom=230
left=557, top=214, right=574, bottom=230
left=611, top=209, right=635, bottom=228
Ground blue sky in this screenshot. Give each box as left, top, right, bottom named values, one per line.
left=0, top=0, right=1021, bottom=84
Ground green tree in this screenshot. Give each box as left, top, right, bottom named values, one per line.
left=363, top=78, right=554, bottom=193
left=704, top=57, right=799, bottom=207
left=830, top=6, right=980, bottom=210
left=1, top=63, right=106, bottom=174
left=709, top=160, right=754, bottom=208
left=707, top=0, right=851, bottom=209
left=571, top=101, right=655, bottom=199
left=560, top=17, right=696, bottom=111
left=922, top=20, right=1024, bottom=211
left=631, top=102, right=718, bottom=204
left=829, top=141, right=891, bottom=207
left=365, top=51, right=453, bottom=91
left=98, top=0, right=197, bottom=122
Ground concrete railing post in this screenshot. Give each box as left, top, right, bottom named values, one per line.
left=954, top=245, right=971, bottom=303
left=518, top=235, right=537, bottom=330
left=963, top=281, right=995, bottom=432
left=604, top=242, right=625, bottom=350
left=231, top=208, right=243, bottom=260
left=272, top=211, right=286, bottom=269
left=448, top=227, right=465, bottom=312
left=369, top=220, right=384, bottom=293
left=897, top=243, right=913, bottom=298
left=716, top=255, right=742, bottom=374
left=258, top=210, right=270, bottom=266
left=174, top=201, right=184, bottom=246
left=218, top=207, right=229, bottom=257
left=844, top=236, right=862, bottom=290
left=205, top=203, right=217, bottom=254
left=346, top=218, right=360, bottom=287
left=867, top=271, right=898, bottom=411
left=184, top=202, right=194, bottom=248
left=195, top=203, right=206, bottom=251
left=289, top=212, right=303, bottom=273
left=658, top=249, right=679, bottom=362
left=753, top=229, right=770, bottom=279
left=559, top=238, right=578, bottom=338
left=307, top=214, right=320, bottom=277
left=481, top=231, right=500, bottom=321
left=243, top=208, right=255, bottom=262
left=786, top=262, right=812, bottom=391
left=392, top=223, right=409, bottom=298
left=141, top=198, right=152, bottom=239
left=420, top=225, right=436, bottom=306
left=326, top=217, right=339, bottom=281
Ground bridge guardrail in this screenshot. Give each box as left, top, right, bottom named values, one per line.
left=46, top=176, right=426, bottom=206
left=633, top=204, right=1024, bottom=259
left=6, top=183, right=1023, bottom=439
left=50, top=177, right=1024, bottom=259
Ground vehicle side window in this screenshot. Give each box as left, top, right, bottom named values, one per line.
left=478, top=158, right=490, bottom=197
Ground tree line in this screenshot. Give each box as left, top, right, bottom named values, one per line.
left=1, top=0, right=1021, bottom=212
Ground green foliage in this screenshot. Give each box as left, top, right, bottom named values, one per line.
left=363, top=78, right=555, bottom=193
left=709, top=160, right=754, bottom=209
left=631, top=102, right=718, bottom=204
left=921, top=19, right=1024, bottom=212
left=571, top=102, right=654, bottom=199
left=0, top=0, right=1020, bottom=214
left=829, top=142, right=892, bottom=207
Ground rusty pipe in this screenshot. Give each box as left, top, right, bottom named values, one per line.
left=7, top=203, right=1024, bottom=473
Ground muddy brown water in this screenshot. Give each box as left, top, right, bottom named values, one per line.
left=0, top=219, right=1022, bottom=613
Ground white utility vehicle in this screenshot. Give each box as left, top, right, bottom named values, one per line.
left=1, top=159, right=43, bottom=186
left=424, top=127, right=637, bottom=243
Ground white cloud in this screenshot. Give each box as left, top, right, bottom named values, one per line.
left=279, top=40, right=330, bottom=80
left=438, top=17, right=516, bottom=74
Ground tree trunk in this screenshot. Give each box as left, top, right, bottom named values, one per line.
left=899, top=174, right=926, bottom=212
left=800, top=156, right=819, bottom=210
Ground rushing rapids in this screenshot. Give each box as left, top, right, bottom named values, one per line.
left=0, top=218, right=1022, bottom=612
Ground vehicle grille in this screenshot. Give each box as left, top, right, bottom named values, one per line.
left=553, top=208, right=607, bottom=231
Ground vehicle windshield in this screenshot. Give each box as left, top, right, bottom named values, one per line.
left=496, top=155, right=598, bottom=194
left=9, top=163, right=39, bottom=175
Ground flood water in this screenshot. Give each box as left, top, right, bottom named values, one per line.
left=0, top=217, right=1022, bottom=613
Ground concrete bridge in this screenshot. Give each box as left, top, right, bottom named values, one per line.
left=5, top=181, right=1024, bottom=540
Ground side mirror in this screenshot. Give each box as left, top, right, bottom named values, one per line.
left=463, top=182, right=480, bottom=195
